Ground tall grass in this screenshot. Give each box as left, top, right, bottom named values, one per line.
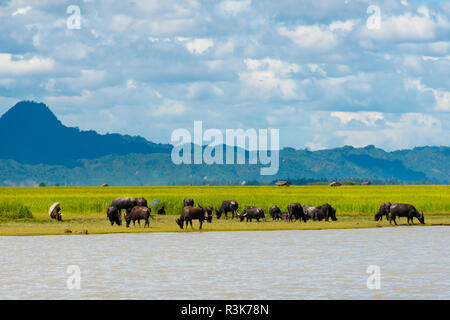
left=0, top=185, right=448, bottom=216
left=0, top=200, right=33, bottom=221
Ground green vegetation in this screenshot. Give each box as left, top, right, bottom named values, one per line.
left=1, top=145, right=449, bottom=187
left=0, top=185, right=448, bottom=235
left=0, top=200, right=33, bottom=221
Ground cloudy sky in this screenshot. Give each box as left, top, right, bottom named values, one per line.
left=0, top=0, right=449, bottom=150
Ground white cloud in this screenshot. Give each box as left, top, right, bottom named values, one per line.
left=279, top=19, right=357, bottom=50
left=404, top=78, right=450, bottom=111
left=220, top=0, right=251, bottom=15
left=180, top=38, right=214, bottom=54
left=12, top=6, right=32, bottom=16
left=239, top=58, right=302, bottom=100
left=359, top=9, right=449, bottom=42
left=0, top=54, right=54, bottom=75
left=331, top=111, right=383, bottom=126
left=152, top=99, right=189, bottom=116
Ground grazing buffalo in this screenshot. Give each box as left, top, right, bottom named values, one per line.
left=389, top=203, right=425, bottom=225
left=287, top=203, right=307, bottom=222
left=111, top=197, right=138, bottom=215
left=316, top=203, right=338, bottom=221
left=239, top=206, right=266, bottom=222
left=269, top=205, right=283, bottom=220
left=157, top=206, right=166, bottom=215
left=375, top=202, right=391, bottom=221
left=125, top=206, right=152, bottom=228
left=204, top=206, right=214, bottom=223
left=302, top=205, right=317, bottom=221
left=215, top=200, right=239, bottom=219
left=135, top=197, right=148, bottom=207
left=107, top=206, right=121, bottom=226
left=176, top=206, right=208, bottom=230
left=183, top=198, right=194, bottom=207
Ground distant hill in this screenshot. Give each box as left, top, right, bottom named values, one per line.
left=0, top=101, right=448, bottom=186
left=0, top=101, right=171, bottom=166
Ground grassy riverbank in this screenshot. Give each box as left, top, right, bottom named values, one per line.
left=0, top=185, right=449, bottom=236
left=0, top=213, right=449, bottom=236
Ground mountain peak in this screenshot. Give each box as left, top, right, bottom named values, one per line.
left=0, top=100, right=62, bottom=129
left=0, top=100, right=171, bottom=166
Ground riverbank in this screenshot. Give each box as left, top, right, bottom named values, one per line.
left=1, top=213, right=449, bottom=236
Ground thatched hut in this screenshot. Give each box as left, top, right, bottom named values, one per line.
left=275, top=180, right=291, bottom=187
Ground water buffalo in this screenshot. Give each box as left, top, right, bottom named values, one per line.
left=204, top=206, right=213, bottom=223
left=215, top=200, right=239, bottom=219
left=135, top=197, right=148, bottom=207
left=125, top=206, right=152, bottom=228
left=316, top=203, right=338, bottom=221
left=107, top=206, right=121, bottom=226
left=158, top=206, right=166, bottom=215
left=183, top=198, right=194, bottom=207
left=375, top=202, right=391, bottom=221
left=111, top=197, right=138, bottom=215
left=176, top=206, right=208, bottom=229
left=287, top=203, right=307, bottom=222
left=239, top=206, right=266, bottom=222
left=302, top=205, right=317, bottom=221
left=389, top=203, right=425, bottom=225
left=269, top=205, right=283, bottom=220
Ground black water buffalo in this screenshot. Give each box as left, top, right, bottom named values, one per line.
left=316, top=203, right=337, bottom=221
left=157, top=206, right=166, bottom=215
left=287, top=203, right=307, bottom=222
left=135, top=197, right=148, bottom=207
left=107, top=206, right=121, bottom=226
left=375, top=202, right=391, bottom=221
left=239, top=206, right=266, bottom=222
left=183, top=198, right=194, bottom=207
left=111, top=197, right=138, bottom=215
left=176, top=206, right=208, bottom=229
left=215, top=200, right=239, bottom=219
left=269, top=205, right=283, bottom=220
left=389, top=203, right=425, bottom=225
left=125, top=206, right=152, bottom=228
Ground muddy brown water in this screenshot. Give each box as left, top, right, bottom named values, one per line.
left=0, top=226, right=448, bottom=299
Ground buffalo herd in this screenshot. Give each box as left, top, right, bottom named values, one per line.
left=106, top=196, right=425, bottom=230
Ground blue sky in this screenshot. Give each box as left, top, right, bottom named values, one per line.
left=0, top=0, right=448, bottom=150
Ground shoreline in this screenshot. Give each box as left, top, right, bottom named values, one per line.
left=1, top=215, right=449, bottom=236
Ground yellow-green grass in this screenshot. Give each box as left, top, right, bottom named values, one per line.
left=0, top=185, right=449, bottom=236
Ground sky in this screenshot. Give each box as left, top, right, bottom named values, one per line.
left=0, top=0, right=448, bottom=151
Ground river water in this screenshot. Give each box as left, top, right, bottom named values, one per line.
left=0, top=226, right=448, bottom=299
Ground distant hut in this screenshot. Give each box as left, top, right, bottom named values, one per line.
left=101, top=183, right=109, bottom=187
left=275, top=180, right=291, bottom=187
left=361, top=181, right=372, bottom=185
left=329, top=181, right=342, bottom=187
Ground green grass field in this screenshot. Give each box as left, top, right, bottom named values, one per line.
left=0, top=185, right=449, bottom=236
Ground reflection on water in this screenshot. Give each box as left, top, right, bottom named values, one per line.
left=0, top=227, right=448, bottom=299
